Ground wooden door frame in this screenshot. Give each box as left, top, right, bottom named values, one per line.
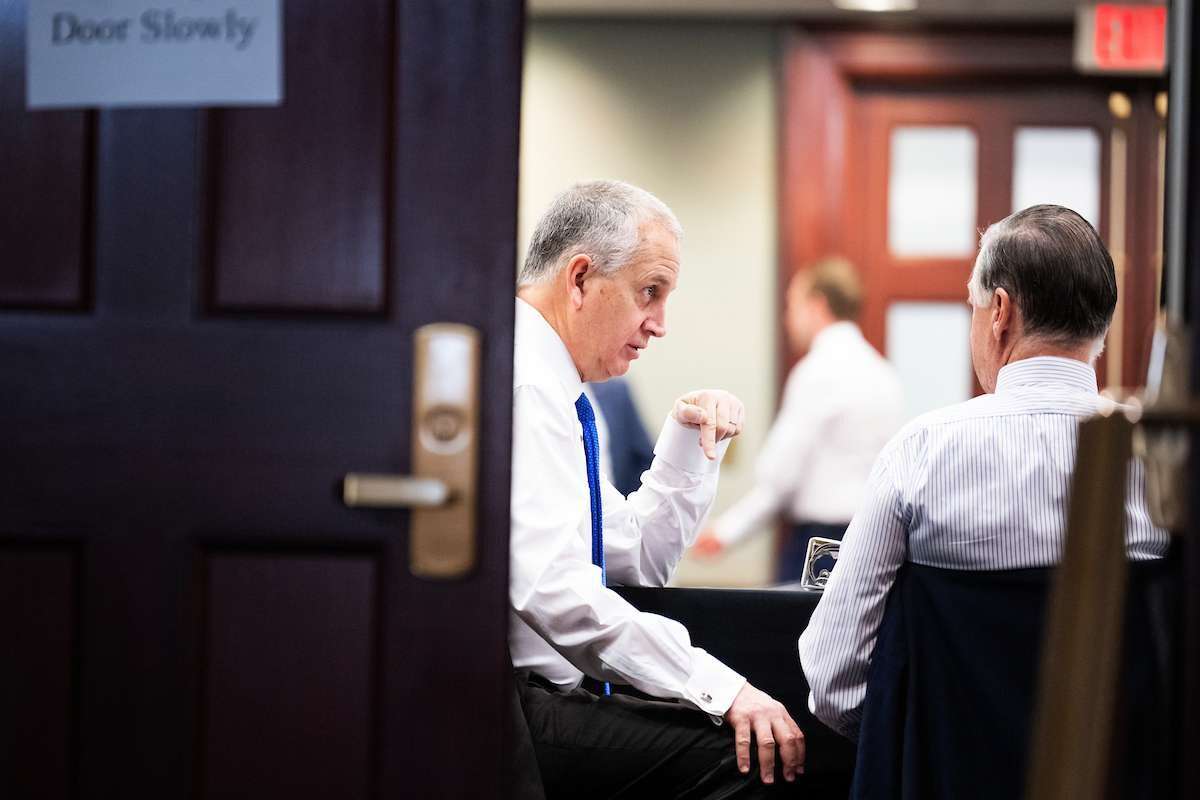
left=779, top=26, right=1166, bottom=390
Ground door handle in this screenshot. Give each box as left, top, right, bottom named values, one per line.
left=342, top=474, right=450, bottom=508
left=342, top=323, right=480, bottom=579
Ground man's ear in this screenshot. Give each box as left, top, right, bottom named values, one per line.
left=566, top=254, right=592, bottom=310
left=811, top=291, right=835, bottom=323
left=992, top=287, right=1013, bottom=342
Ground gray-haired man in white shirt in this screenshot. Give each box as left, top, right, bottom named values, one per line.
left=511, top=180, right=805, bottom=796
left=798, top=204, right=1170, bottom=739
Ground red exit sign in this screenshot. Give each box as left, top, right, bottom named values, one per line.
left=1076, top=4, right=1167, bottom=75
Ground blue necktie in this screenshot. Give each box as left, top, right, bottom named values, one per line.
left=575, top=393, right=610, bottom=696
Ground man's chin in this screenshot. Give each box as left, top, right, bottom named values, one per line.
left=609, top=359, right=633, bottom=379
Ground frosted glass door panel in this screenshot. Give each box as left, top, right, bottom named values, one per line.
left=1012, top=127, right=1101, bottom=226
left=886, top=301, right=973, bottom=422
left=888, top=126, right=978, bottom=258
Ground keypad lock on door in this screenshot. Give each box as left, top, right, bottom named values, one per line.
left=343, top=323, right=480, bottom=579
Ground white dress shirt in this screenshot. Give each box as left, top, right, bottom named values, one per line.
left=713, top=321, right=904, bottom=546
left=509, top=298, right=745, bottom=718
left=798, top=356, right=1171, bottom=739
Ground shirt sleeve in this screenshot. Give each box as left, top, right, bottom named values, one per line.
left=797, top=439, right=908, bottom=739
left=603, top=414, right=728, bottom=587
left=510, top=386, right=744, bottom=718
left=711, top=485, right=779, bottom=547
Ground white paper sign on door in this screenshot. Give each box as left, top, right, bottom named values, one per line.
left=27, top=0, right=282, bottom=109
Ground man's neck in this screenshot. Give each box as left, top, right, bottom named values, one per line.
left=806, top=317, right=847, bottom=350
left=1004, top=338, right=1096, bottom=367
left=517, top=288, right=586, bottom=381
left=518, top=286, right=564, bottom=332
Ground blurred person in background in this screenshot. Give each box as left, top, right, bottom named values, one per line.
left=695, top=258, right=904, bottom=582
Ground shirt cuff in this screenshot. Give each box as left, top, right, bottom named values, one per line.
left=654, top=415, right=730, bottom=475
left=684, top=650, right=746, bottom=723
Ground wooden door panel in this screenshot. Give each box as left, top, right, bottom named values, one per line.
left=0, top=545, right=79, bottom=799
left=856, top=91, right=985, bottom=282
left=854, top=87, right=1115, bottom=378
left=0, top=3, right=92, bottom=310
left=0, top=112, right=93, bottom=309
left=2, top=326, right=410, bottom=492
left=198, top=551, right=378, bottom=800
left=860, top=93, right=1111, bottom=273
left=205, top=0, right=392, bottom=314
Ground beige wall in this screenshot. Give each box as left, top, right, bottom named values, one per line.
left=519, top=21, right=780, bottom=586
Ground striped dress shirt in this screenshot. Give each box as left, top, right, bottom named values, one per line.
left=798, top=356, right=1170, bottom=739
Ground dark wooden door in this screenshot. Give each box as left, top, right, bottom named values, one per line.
left=0, top=2, right=523, bottom=798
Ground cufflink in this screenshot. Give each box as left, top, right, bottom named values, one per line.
left=700, top=692, right=712, bottom=703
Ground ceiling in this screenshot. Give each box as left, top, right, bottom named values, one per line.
left=529, top=0, right=1159, bottom=23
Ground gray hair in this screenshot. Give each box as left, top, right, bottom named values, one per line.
left=519, top=180, right=682, bottom=287
left=967, top=204, right=1117, bottom=350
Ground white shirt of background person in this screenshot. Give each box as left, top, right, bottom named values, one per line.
left=695, top=263, right=903, bottom=559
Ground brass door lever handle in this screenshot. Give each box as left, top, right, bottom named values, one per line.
left=341, top=322, right=480, bottom=579
left=342, top=473, right=450, bottom=508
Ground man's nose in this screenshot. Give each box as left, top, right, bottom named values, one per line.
left=645, top=312, right=666, bottom=338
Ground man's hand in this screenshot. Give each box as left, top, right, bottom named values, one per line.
left=693, top=530, right=725, bottom=558
left=672, top=389, right=744, bottom=460
left=725, top=682, right=805, bottom=784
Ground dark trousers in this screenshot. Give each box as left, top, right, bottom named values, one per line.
left=777, top=522, right=848, bottom=584
left=515, top=672, right=799, bottom=800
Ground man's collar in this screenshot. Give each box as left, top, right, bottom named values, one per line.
left=811, top=320, right=862, bottom=351
left=994, top=356, right=1098, bottom=395
left=515, top=297, right=584, bottom=398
